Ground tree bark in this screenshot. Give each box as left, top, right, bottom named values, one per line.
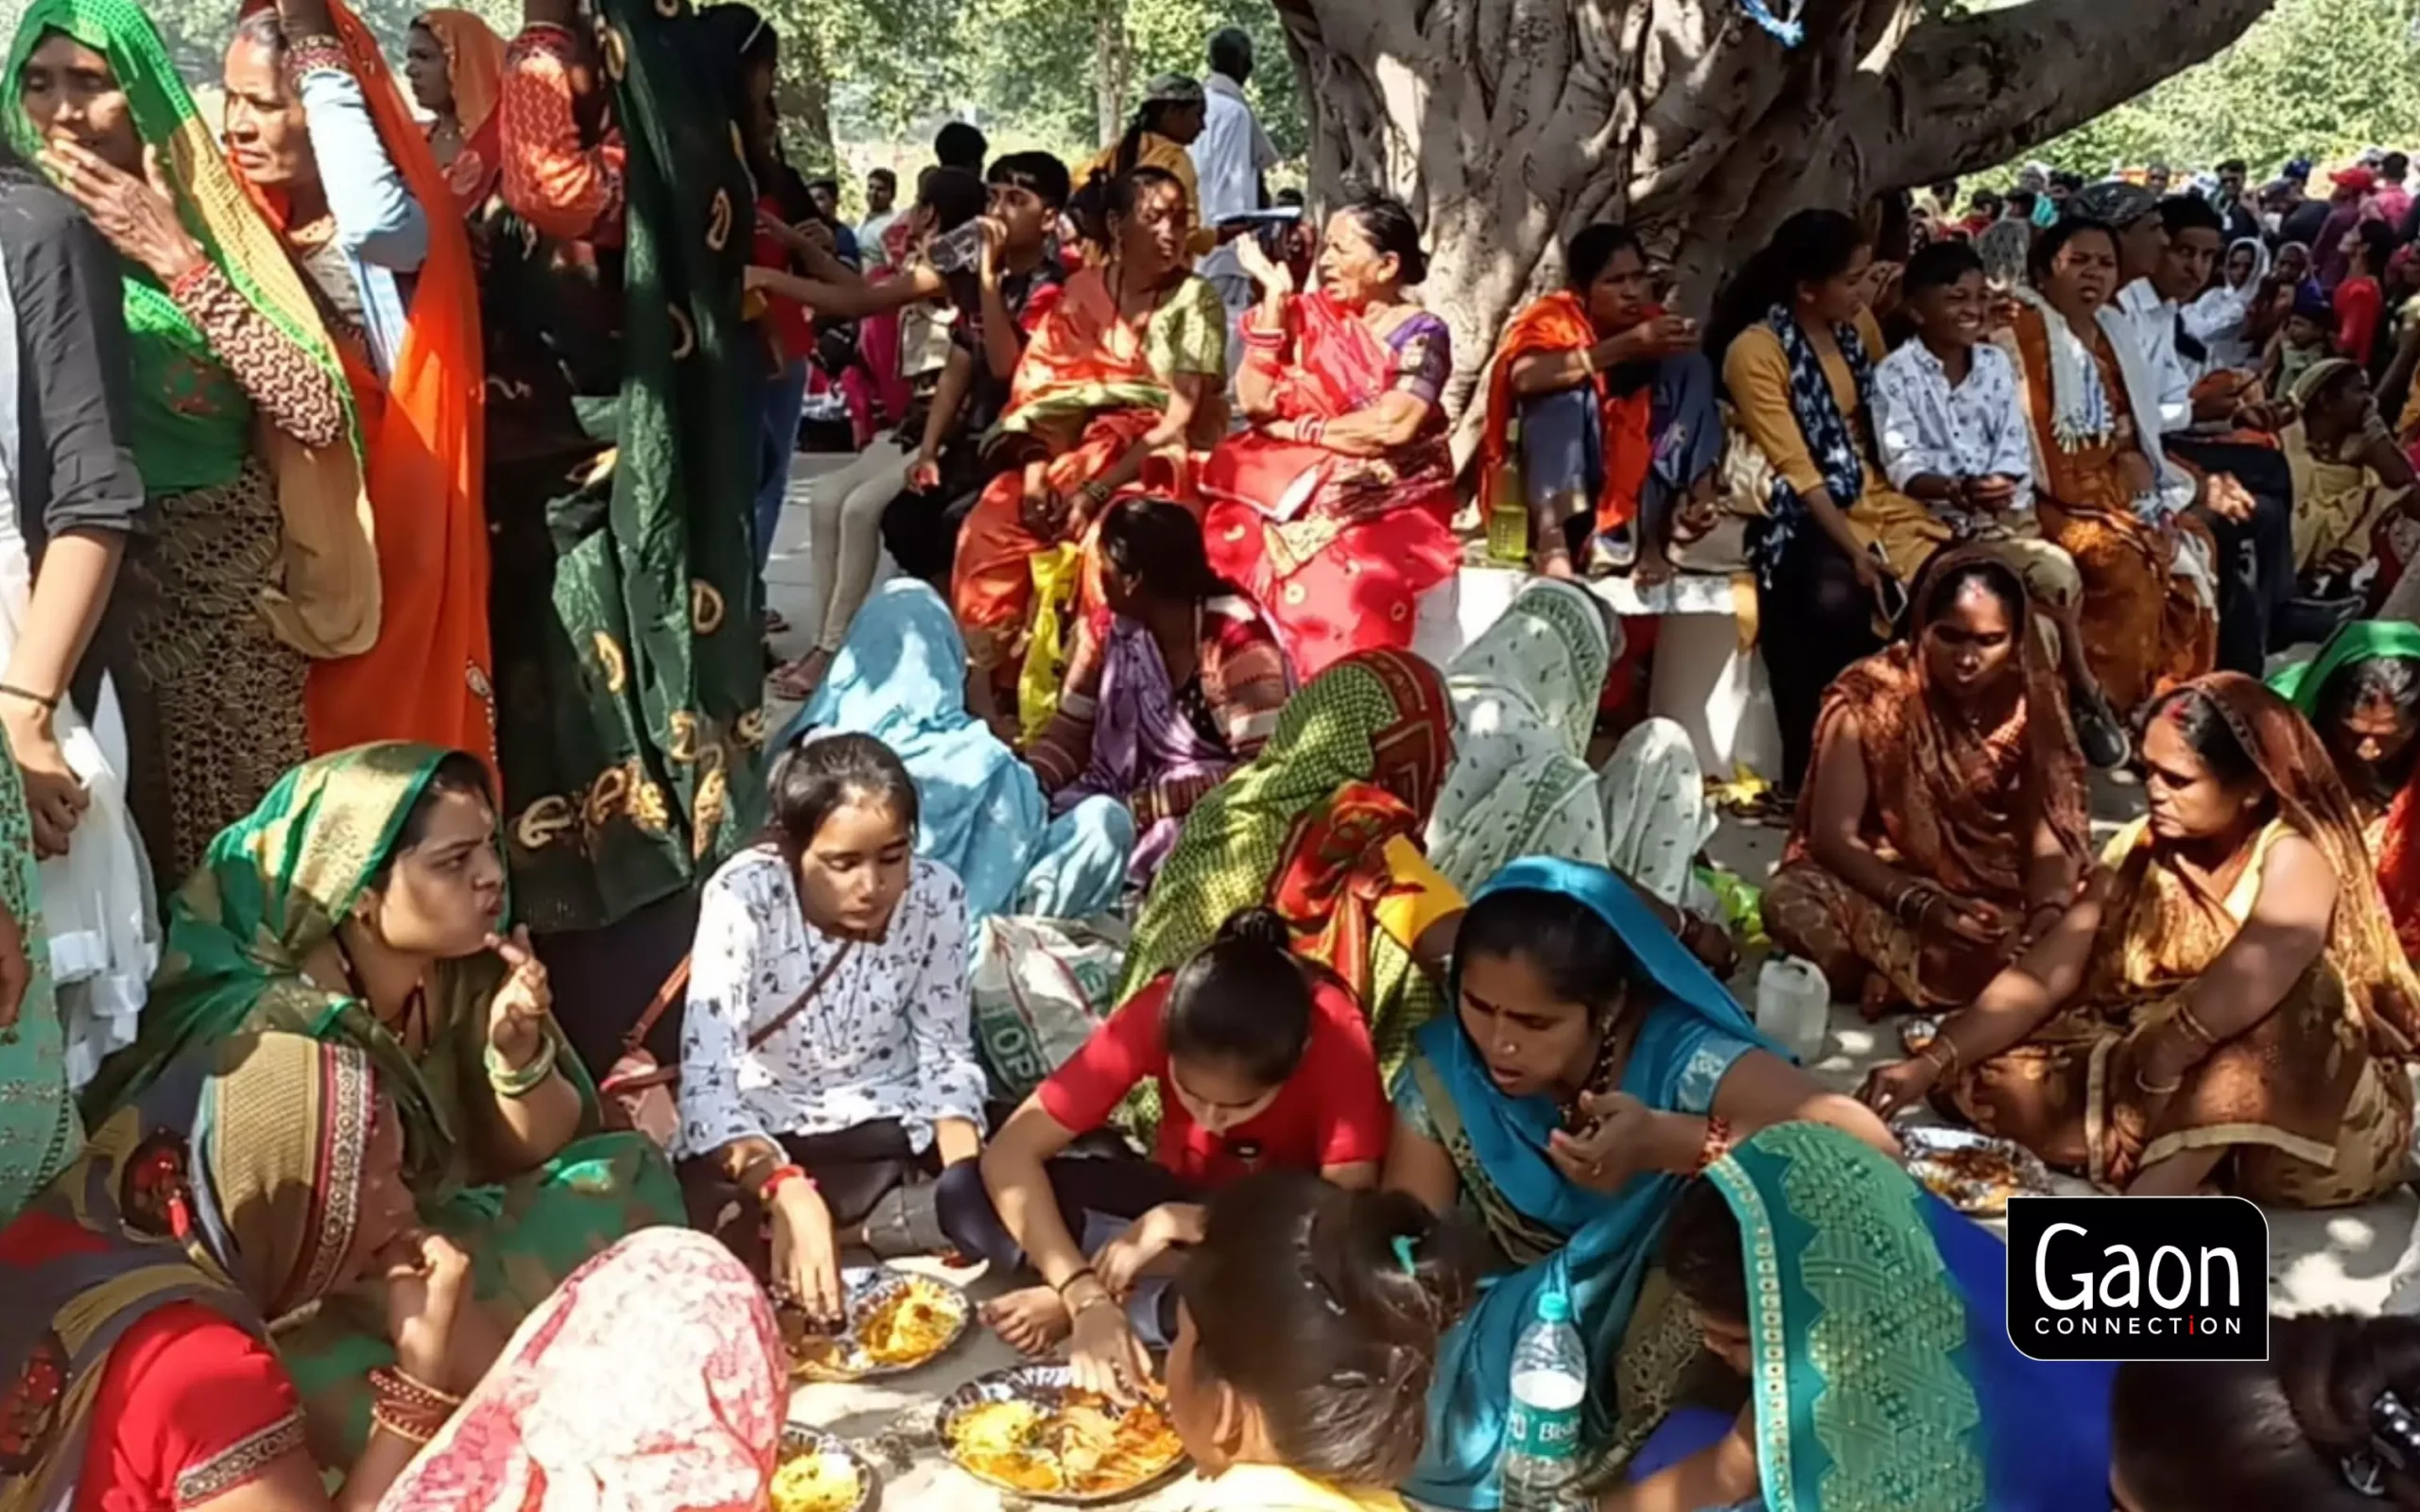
left=1094, top=0, right=1132, bottom=148
left=1270, top=0, right=2275, bottom=419
left=778, top=22, right=838, bottom=175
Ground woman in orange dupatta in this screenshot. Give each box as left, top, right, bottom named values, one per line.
left=950, top=164, right=1226, bottom=718
left=1997, top=216, right=2214, bottom=717
left=404, top=8, right=506, bottom=218
left=226, top=0, right=493, bottom=777
left=1476, top=223, right=1723, bottom=583
left=1201, top=195, right=1458, bottom=679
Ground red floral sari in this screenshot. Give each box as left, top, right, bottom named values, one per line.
left=1202, top=295, right=1461, bottom=678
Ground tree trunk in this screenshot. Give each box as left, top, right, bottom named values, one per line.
left=1270, top=0, right=2275, bottom=419
left=1094, top=0, right=1132, bottom=148
left=779, top=24, right=838, bottom=176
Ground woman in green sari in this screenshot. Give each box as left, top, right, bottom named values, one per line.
left=6, top=0, right=378, bottom=885
left=82, top=741, right=681, bottom=1465
left=2271, top=620, right=2420, bottom=962
left=476, top=0, right=768, bottom=980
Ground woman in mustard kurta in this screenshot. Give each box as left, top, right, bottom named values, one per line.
left=1712, top=208, right=1933, bottom=793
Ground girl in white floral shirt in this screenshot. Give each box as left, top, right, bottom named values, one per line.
left=675, top=733, right=988, bottom=1322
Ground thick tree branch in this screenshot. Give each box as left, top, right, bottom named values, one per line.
left=1877, top=0, right=2274, bottom=186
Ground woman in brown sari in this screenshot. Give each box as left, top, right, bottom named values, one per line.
left=2000, top=216, right=2217, bottom=717
left=1762, top=548, right=2090, bottom=1017
left=1862, top=673, right=2420, bottom=1206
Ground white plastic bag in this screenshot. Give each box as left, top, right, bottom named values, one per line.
left=968, top=916, right=1126, bottom=1101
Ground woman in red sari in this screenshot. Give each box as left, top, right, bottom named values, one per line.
left=403, top=8, right=506, bottom=218
left=949, top=164, right=1228, bottom=721
left=1202, top=195, right=1459, bottom=678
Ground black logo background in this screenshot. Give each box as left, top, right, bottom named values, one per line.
left=2005, top=1195, right=2270, bottom=1362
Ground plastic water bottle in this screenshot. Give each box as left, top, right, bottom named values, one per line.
left=1500, top=1289, right=1588, bottom=1512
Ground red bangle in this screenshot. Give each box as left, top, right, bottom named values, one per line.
left=758, top=1163, right=810, bottom=1205
left=1694, top=1115, right=1734, bottom=1175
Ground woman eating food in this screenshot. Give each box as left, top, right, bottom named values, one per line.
left=1762, top=550, right=2091, bottom=1017
left=80, top=742, right=682, bottom=1455
left=1167, top=1171, right=1478, bottom=1512
left=675, top=733, right=989, bottom=1322
left=1860, top=674, right=2420, bottom=1204
left=1200, top=194, right=1461, bottom=677
left=1613, top=1122, right=2113, bottom=1512
left=0, top=1030, right=786, bottom=1506
left=946, top=907, right=1392, bottom=1392
left=1388, top=857, right=1898, bottom=1508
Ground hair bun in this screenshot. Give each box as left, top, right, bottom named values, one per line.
left=1215, top=906, right=1292, bottom=953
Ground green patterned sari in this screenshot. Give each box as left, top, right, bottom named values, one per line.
left=81, top=743, right=680, bottom=1465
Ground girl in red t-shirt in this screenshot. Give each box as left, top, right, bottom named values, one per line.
left=937, top=908, right=1392, bottom=1397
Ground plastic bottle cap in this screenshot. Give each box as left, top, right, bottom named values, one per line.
left=1535, top=1291, right=1571, bottom=1324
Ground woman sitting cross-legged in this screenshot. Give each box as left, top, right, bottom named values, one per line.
left=80, top=744, right=682, bottom=1462
left=940, top=907, right=1392, bottom=1390
left=1478, top=222, right=1724, bottom=583
left=1387, top=858, right=1898, bottom=1508
left=674, top=734, right=990, bottom=1325
left=1860, top=674, right=2420, bottom=1204
left=1162, top=1171, right=1478, bottom=1512
left=1761, top=549, right=2092, bottom=1018
left=1201, top=195, right=1461, bottom=678
left=1025, top=498, right=1293, bottom=886
left=1610, top=1122, right=2114, bottom=1512
left=0, top=1029, right=786, bottom=1512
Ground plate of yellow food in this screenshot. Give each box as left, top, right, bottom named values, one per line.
left=783, top=1268, right=970, bottom=1383
left=1898, top=1124, right=2054, bottom=1216
left=939, top=1366, right=1189, bottom=1503
left=769, top=1429, right=876, bottom=1512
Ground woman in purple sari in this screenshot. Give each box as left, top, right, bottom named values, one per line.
left=1028, top=498, right=1294, bottom=882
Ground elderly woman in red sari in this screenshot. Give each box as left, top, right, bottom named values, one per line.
left=949, top=164, right=1227, bottom=725
left=1201, top=194, right=1460, bottom=679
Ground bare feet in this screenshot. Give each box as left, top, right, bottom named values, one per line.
left=981, top=1285, right=1072, bottom=1356
left=1537, top=548, right=1579, bottom=581
left=1633, top=544, right=1676, bottom=588
left=768, top=645, right=833, bottom=702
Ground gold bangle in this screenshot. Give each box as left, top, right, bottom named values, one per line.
left=1921, top=1036, right=1962, bottom=1077
left=2135, top=1067, right=2185, bottom=1096
left=2174, top=1005, right=2219, bottom=1048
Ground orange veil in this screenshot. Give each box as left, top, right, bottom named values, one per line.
left=235, top=0, right=494, bottom=778
left=418, top=8, right=506, bottom=213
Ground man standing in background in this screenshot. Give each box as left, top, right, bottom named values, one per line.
left=858, top=167, right=901, bottom=263
left=1191, top=26, right=1280, bottom=376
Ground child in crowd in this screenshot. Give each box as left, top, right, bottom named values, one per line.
left=1873, top=239, right=2123, bottom=764
left=941, top=908, right=1393, bottom=1397
left=1167, top=1171, right=1477, bottom=1511
left=2114, top=1313, right=2420, bottom=1510
left=2270, top=284, right=2338, bottom=400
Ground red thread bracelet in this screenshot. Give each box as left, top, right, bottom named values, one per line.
left=757, top=1163, right=810, bottom=1205
left=1694, top=1115, right=1734, bottom=1174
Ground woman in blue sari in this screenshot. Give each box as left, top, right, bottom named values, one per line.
left=1385, top=857, right=1897, bottom=1509
left=782, top=578, right=1133, bottom=923
left=1619, top=1122, right=2113, bottom=1511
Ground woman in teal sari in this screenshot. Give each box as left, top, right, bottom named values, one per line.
left=1616, top=1122, right=2113, bottom=1512
left=81, top=741, right=680, bottom=1464
left=1386, top=857, right=1897, bottom=1508
left=0, top=748, right=73, bottom=1223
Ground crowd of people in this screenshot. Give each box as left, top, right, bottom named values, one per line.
left=9, top=0, right=2420, bottom=1503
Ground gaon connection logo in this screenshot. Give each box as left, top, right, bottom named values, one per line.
left=2004, top=1196, right=2270, bottom=1363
